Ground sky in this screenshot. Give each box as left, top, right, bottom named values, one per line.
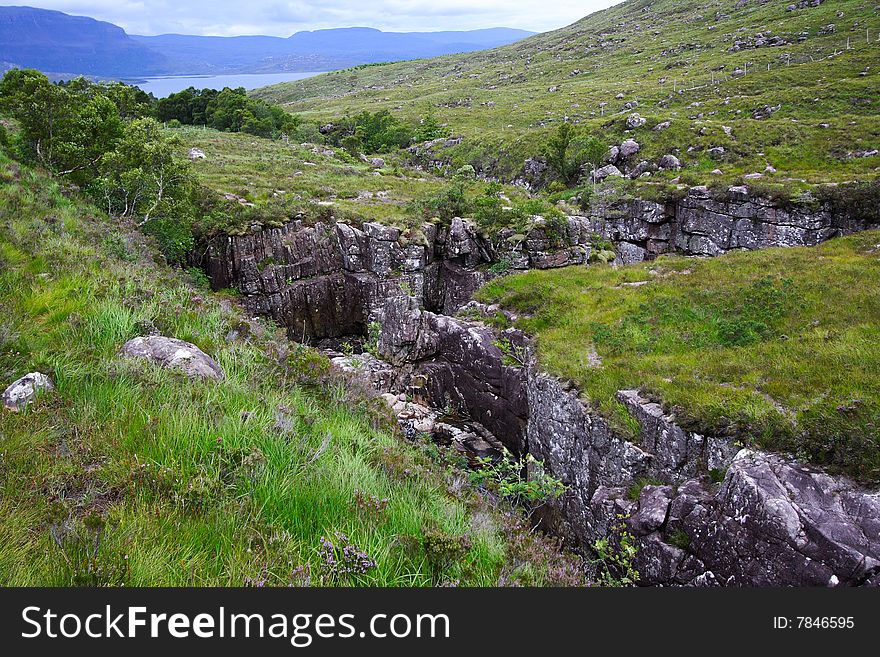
left=14, top=1, right=623, bottom=36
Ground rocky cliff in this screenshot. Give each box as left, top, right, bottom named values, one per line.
left=374, top=296, right=880, bottom=587
left=196, top=188, right=880, bottom=585
left=197, top=185, right=878, bottom=341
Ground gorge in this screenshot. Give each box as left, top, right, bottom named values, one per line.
left=196, top=186, right=880, bottom=586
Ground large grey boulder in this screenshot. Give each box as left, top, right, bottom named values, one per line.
left=2, top=372, right=54, bottom=411
left=618, top=139, right=641, bottom=159
left=120, top=336, right=225, bottom=380
left=593, top=164, right=623, bottom=181
left=679, top=450, right=880, bottom=586
left=658, top=154, right=682, bottom=170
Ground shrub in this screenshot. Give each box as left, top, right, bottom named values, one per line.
left=592, top=516, right=640, bottom=587
left=469, top=449, right=565, bottom=504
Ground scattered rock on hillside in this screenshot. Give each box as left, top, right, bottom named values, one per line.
left=619, top=139, right=641, bottom=159
left=625, top=113, right=647, bottom=129
left=708, top=146, right=726, bottom=159
left=629, top=160, right=657, bottom=179
left=369, top=157, right=385, bottom=168
left=187, top=148, right=206, bottom=160
left=605, top=145, right=620, bottom=164
left=752, top=104, right=781, bottom=120
left=593, top=164, right=623, bottom=181
left=2, top=372, right=54, bottom=411
left=120, top=336, right=225, bottom=380
left=653, top=121, right=671, bottom=131
left=658, top=154, right=682, bottom=170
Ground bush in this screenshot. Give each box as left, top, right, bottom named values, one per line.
left=469, top=449, right=565, bottom=504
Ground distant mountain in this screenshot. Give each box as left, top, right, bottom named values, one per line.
left=0, top=6, right=534, bottom=78
left=0, top=6, right=168, bottom=77
left=136, top=27, right=536, bottom=75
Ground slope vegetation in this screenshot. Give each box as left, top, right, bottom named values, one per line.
left=258, top=0, right=880, bottom=187
left=0, top=148, right=579, bottom=586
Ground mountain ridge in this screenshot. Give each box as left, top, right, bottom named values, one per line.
left=0, top=6, right=534, bottom=78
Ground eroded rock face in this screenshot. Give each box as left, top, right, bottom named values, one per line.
left=2, top=372, right=54, bottom=411
left=197, top=217, right=597, bottom=341
left=376, top=295, right=529, bottom=447
left=120, top=336, right=225, bottom=380
left=580, top=185, right=878, bottom=262
left=369, top=300, right=880, bottom=586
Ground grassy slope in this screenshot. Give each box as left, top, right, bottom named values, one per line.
left=174, top=125, right=536, bottom=232
left=479, top=232, right=880, bottom=483
left=0, top=149, right=578, bottom=586
left=257, top=0, right=880, bottom=187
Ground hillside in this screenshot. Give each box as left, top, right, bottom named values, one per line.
left=257, top=0, right=880, bottom=188
left=0, top=146, right=580, bottom=586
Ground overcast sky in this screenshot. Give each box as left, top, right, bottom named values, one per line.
left=18, top=1, right=623, bottom=36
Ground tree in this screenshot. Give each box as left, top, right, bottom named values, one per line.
left=543, top=122, right=606, bottom=188
left=0, top=69, right=123, bottom=182
left=92, top=117, right=193, bottom=226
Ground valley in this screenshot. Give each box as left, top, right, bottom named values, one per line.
left=1, top=0, right=879, bottom=588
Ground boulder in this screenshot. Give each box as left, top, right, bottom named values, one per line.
left=618, top=139, right=641, bottom=159
left=120, top=336, right=225, bottom=380
left=2, top=372, right=54, bottom=411
left=592, top=164, right=623, bottom=181
left=708, top=146, right=725, bottom=159
left=625, top=113, right=647, bottom=129
left=658, top=154, right=681, bottom=170
left=187, top=148, right=206, bottom=160
left=604, top=145, right=620, bottom=164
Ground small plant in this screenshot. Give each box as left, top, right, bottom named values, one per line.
left=494, top=335, right=527, bottom=367
left=625, top=476, right=664, bottom=501
left=667, top=529, right=691, bottom=550
left=49, top=509, right=130, bottom=587
left=421, top=529, right=472, bottom=584
left=352, top=489, right=390, bottom=518
left=592, top=515, right=640, bottom=587
left=365, top=320, right=382, bottom=356
left=317, top=532, right=377, bottom=584
left=470, top=449, right=565, bottom=504
left=488, top=256, right=514, bottom=276
left=287, top=342, right=331, bottom=381
left=588, top=233, right=617, bottom=264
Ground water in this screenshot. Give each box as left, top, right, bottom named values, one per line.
left=127, top=71, right=327, bottom=98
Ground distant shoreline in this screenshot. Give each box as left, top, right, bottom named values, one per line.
left=123, top=71, right=328, bottom=97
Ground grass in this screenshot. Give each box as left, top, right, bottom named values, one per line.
left=0, top=147, right=582, bottom=586
left=255, top=0, right=880, bottom=191
left=173, top=125, right=540, bottom=235
left=478, top=231, right=880, bottom=483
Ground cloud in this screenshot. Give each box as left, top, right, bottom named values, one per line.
left=23, top=0, right=622, bottom=36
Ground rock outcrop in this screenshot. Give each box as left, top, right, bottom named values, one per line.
left=369, top=299, right=880, bottom=586
left=198, top=187, right=876, bottom=343
left=2, top=372, right=54, bottom=411
left=120, top=336, right=225, bottom=380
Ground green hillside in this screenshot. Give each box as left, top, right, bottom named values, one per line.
left=479, top=231, right=880, bottom=483
left=257, top=0, right=880, bottom=188
left=0, top=148, right=580, bottom=586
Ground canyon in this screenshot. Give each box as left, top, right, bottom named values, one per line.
left=197, top=186, right=880, bottom=586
